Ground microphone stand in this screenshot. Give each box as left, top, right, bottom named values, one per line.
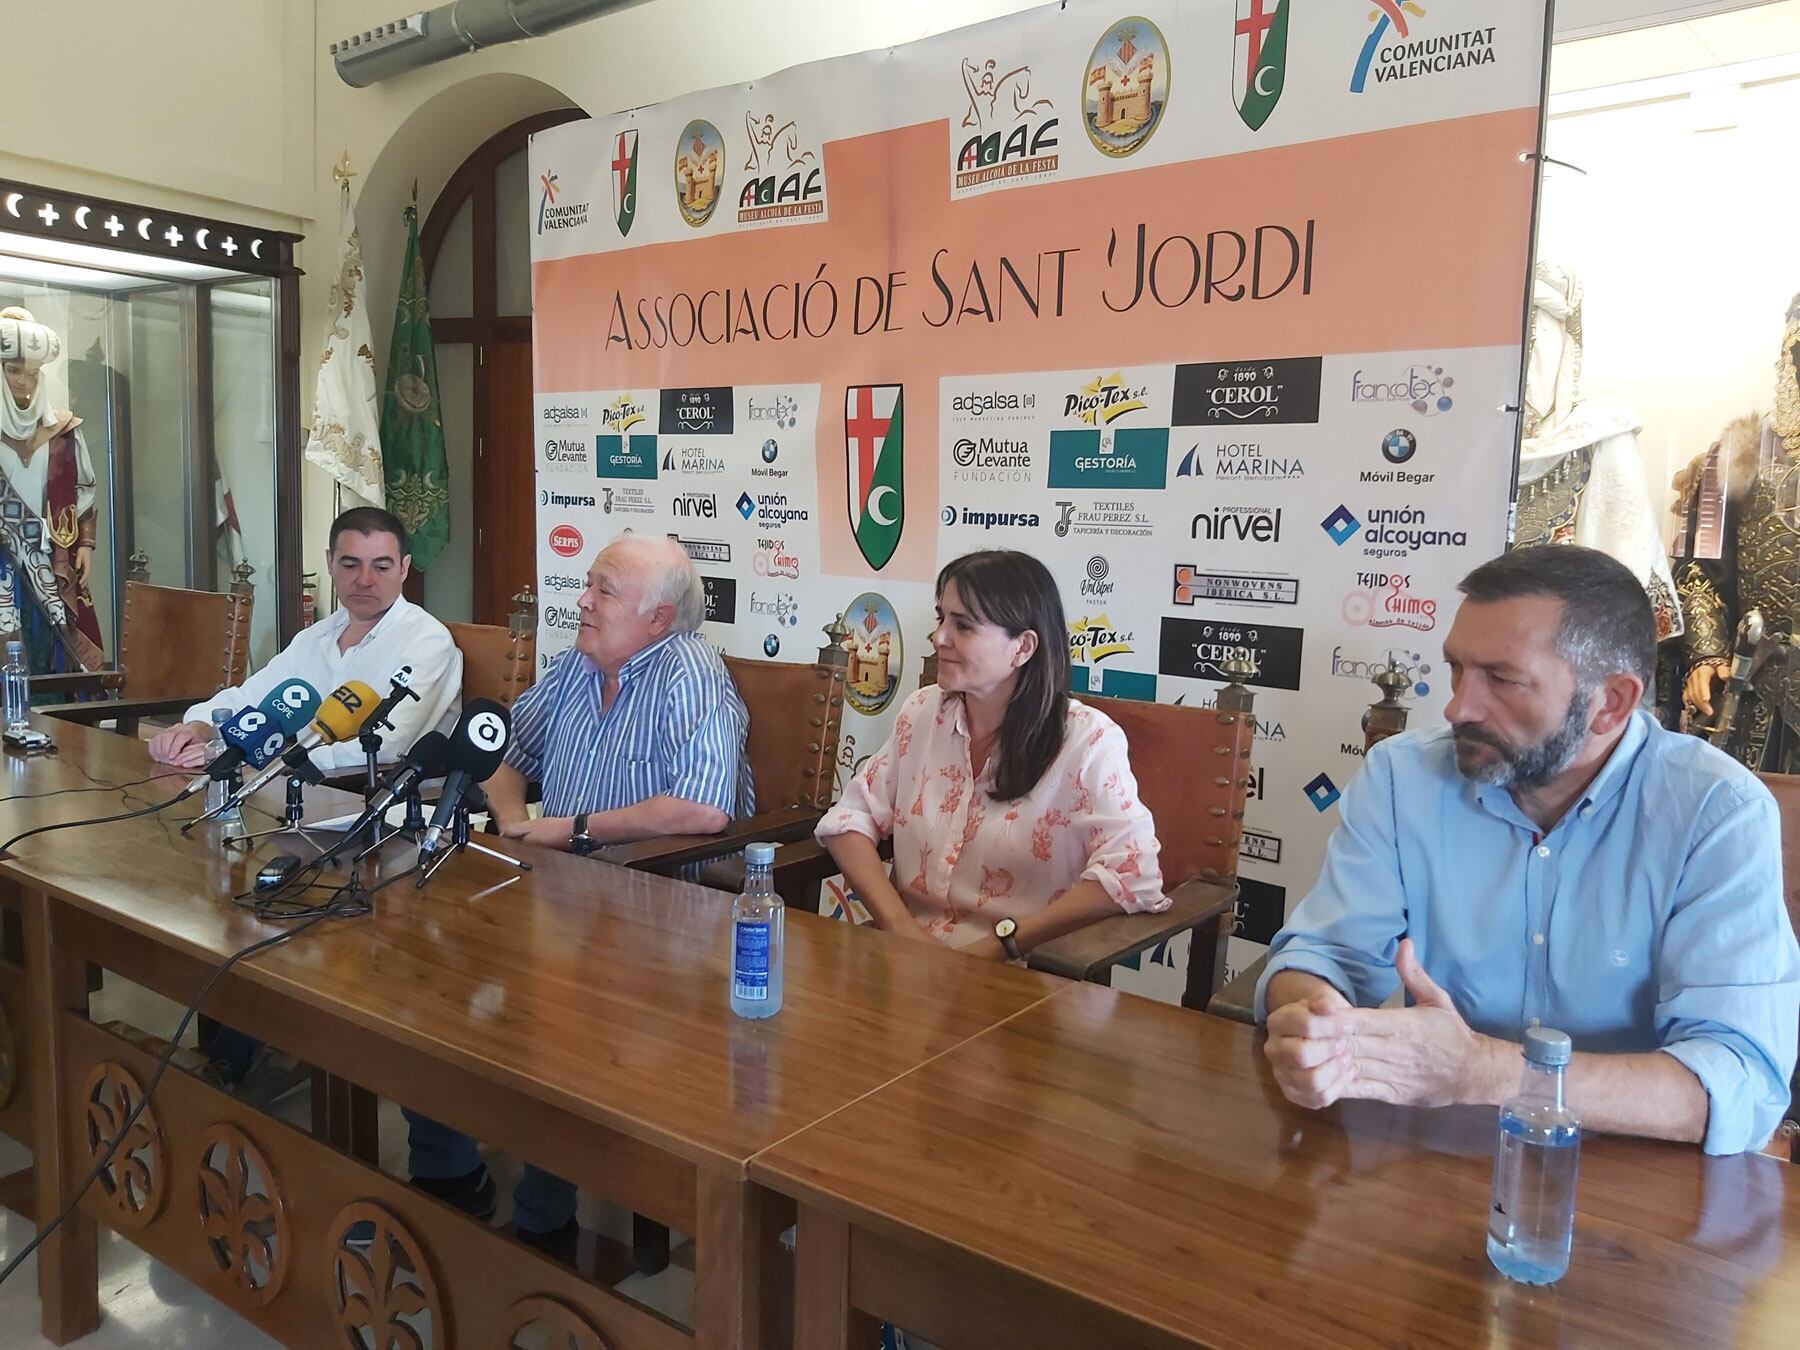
left=234, top=774, right=335, bottom=852
left=357, top=671, right=420, bottom=805
left=414, top=786, right=532, bottom=888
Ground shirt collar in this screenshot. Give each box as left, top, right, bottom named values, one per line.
left=604, top=632, right=679, bottom=685
left=1472, top=708, right=1653, bottom=831
left=325, top=593, right=409, bottom=649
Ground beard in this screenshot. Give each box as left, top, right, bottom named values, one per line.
left=1453, top=687, right=1592, bottom=790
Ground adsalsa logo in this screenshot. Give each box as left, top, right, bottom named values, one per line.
left=547, top=524, right=584, bottom=558
left=1351, top=3, right=1497, bottom=93
left=1232, top=1, right=1289, bottom=131
left=595, top=433, right=657, bottom=480
left=955, top=57, right=1059, bottom=193
left=1049, top=427, right=1168, bottom=489
left=949, top=388, right=1036, bottom=421
left=1173, top=358, right=1321, bottom=425
left=1158, top=616, right=1304, bottom=691
left=738, top=112, right=825, bottom=224
left=674, top=119, right=726, bottom=228
left=536, top=168, right=590, bottom=234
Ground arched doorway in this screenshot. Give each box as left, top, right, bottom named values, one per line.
left=415, top=108, right=584, bottom=623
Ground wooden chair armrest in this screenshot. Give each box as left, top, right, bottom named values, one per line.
left=31, top=670, right=125, bottom=698
left=1205, top=953, right=1269, bottom=1026
left=592, top=804, right=823, bottom=871
left=37, top=695, right=204, bottom=727
left=1026, top=876, right=1237, bottom=983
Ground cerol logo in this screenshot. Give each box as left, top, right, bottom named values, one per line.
left=738, top=112, right=825, bottom=223
left=1158, top=616, right=1304, bottom=691
left=1172, top=357, right=1321, bottom=426
left=953, top=57, right=1059, bottom=194
left=548, top=525, right=584, bottom=558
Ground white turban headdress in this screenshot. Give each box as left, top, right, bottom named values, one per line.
left=0, top=307, right=61, bottom=442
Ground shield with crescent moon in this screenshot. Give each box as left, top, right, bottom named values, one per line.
left=1233, top=0, right=1289, bottom=131
left=845, top=384, right=904, bottom=571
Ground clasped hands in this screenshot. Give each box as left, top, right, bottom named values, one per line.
left=1263, top=938, right=1503, bottom=1111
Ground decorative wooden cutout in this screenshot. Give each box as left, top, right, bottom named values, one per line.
left=81, top=1061, right=165, bottom=1228
left=195, top=1123, right=290, bottom=1305
left=499, top=1295, right=612, bottom=1350
left=327, top=1200, right=446, bottom=1350
left=0, top=999, right=17, bottom=1107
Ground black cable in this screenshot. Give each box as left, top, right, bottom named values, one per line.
left=0, top=792, right=188, bottom=857
left=0, top=768, right=185, bottom=805
left=0, top=899, right=361, bottom=1288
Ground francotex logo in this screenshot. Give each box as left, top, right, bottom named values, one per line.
left=1082, top=18, right=1170, bottom=157
left=674, top=119, right=725, bottom=228
left=846, top=384, right=905, bottom=570
left=738, top=112, right=825, bottom=225
left=536, top=169, right=589, bottom=235
left=610, top=130, right=638, bottom=237
left=1233, top=0, right=1289, bottom=131
left=954, top=56, right=1059, bottom=193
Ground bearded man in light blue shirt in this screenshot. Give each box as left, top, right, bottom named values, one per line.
left=1259, top=546, right=1800, bottom=1154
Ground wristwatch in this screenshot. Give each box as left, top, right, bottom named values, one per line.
left=570, top=812, right=596, bottom=856
left=994, top=917, right=1022, bottom=961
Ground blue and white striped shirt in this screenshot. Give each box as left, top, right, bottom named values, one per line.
left=505, top=633, right=753, bottom=820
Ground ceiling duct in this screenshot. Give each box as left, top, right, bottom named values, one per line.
left=330, top=0, right=642, bottom=87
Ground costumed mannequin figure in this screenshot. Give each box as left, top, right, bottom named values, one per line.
left=0, top=307, right=105, bottom=673
left=1672, top=293, right=1800, bottom=769
left=1512, top=262, right=1684, bottom=640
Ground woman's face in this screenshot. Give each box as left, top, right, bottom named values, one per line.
left=3, top=361, right=38, bottom=409
left=931, top=578, right=1037, bottom=701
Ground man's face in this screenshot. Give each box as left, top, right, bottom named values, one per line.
left=1443, top=595, right=1593, bottom=790
left=2, top=360, right=38, bottom=409
left=328, top=530, right=409, bottom=623
left=576, top=542, right=666, bottom=671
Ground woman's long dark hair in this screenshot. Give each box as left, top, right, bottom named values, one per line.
left=936, top=550, right=1069, bottom=801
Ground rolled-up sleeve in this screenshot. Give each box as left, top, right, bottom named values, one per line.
left=1075, top=720, right=1166, bottom=913
left=1255, top=740, right=1408, bottom=1021
left=1655, top=784, right=1800, bottom=1154
left=660, top=666, right=747, bottom=817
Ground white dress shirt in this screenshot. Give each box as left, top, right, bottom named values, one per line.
left=185, top=594, right=462, bottom=772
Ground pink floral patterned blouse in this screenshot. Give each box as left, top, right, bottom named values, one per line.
left=816, top=686, right=1166, bottom=947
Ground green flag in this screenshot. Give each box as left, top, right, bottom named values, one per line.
left=380, top=204, right=450, bottom=570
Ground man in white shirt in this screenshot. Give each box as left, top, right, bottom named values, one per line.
left=149, top=507, right=461, bottom=773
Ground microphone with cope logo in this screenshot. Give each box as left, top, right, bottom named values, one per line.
left=184, top=681, right=382, bottom=830
left=176, top=680, right=320, bottom=801
left=417, top=700, right=511, bottom=860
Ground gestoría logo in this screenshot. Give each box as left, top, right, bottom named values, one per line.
left=955, top=57, right=1059, bottom=194
left=1159, top=616, right=1304, bottom=690
left=675, top=119, right=726, bottom=228
left=1352, top=3, right=1497, bottom=93
left=595, top=433, right=657, bottom=480
left=1049, top=427, right=1168, bottom=489
left=1351, top=363, right=1454, bottom=417
left=739, top=112, right=825, bottom=224
left=661, top=386, right=734, bottom=436
left=548, top=524, right=583, bottom=558
left=1233, top=1, right=1290, bottom=131
left=1173, top=358, right=1321, bottom=425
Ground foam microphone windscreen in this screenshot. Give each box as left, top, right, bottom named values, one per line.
left=310, top=680, right=382, bottom=745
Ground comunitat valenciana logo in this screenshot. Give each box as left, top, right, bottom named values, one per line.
left=1351, top=3, right=1497, bottom=93
left=536, top=169, right=590, bottom=234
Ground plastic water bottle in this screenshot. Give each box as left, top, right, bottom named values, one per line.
left=204, top=710, right=234, bottom=815
left=3, top=641, right=30, bottom=734
left=1488, top=1026, right=1581, bottom=1284
left=730, top=842, right=784, bottom=1019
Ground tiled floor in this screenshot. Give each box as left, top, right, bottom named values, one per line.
left=0, top=976, right=697, bottom=1346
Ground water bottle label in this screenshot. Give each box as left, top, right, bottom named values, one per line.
left=733, top=918, right=770, bottom=1001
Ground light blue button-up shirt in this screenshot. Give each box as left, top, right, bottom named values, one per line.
left=1255, top=710, right=1800, bottom=1155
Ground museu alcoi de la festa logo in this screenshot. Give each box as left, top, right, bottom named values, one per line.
left=846, top=384, right=905, bottom=570
left=738, top=112, right=825, bottom=224
left=610, top=129, right=638, bottom=237
left=1233, top=0, right=1289, bottom=131
left=1083, top=18, right=1170, bottom=157
left=954, top=56, right=1059, bottom=194
left=1351, top=2, right=1497, bottom=93
left=674, top=119, right=725, bottom=228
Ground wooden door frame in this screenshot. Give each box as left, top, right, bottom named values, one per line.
left=408, top=107, right=585, bottom=613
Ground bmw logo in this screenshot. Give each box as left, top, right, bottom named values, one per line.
left=1382, top=429, right=1417, bottom=464
left=762, top=438, right=778, bottom=463
left=763, top=634, right=781, bottom=658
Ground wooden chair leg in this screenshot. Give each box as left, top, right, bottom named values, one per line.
left=1182, top=911, right=1231, bottom=1012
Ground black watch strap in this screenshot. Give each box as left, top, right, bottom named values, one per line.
left=570, top=812, right=594, bottom=855
left=997, top=922, right=1022, bottom=961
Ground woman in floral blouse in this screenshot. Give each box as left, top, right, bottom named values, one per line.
left=817, top=550, right=1166, bottom=959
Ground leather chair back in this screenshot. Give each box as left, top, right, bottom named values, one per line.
left=724, top=655, right=846, bottom=811
left=1752, top=772, right=1800, bottom=950
left=445, top=621, right=535, bottom=710
left=118, top=580, right=250, bottom=701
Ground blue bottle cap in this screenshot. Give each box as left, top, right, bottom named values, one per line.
left=745, top=842, right=777, bottom=867
left=1523, top=1026, right=1572, bottom=1067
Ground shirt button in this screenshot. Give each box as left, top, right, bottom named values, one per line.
left=1579, top=805, right=1593, bottom=819
left=1535, top=845, right=1550, bottom=858
left=1528, top=1017, right=1541, bottom=1028
left=1532, top=933, right=1545, bottom=945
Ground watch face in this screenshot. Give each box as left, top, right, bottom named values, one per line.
left=995, top=919, right=1016, bottom=939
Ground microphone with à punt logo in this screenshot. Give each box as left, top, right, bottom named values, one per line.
left=175, top=680, right=321, bottom=802
left=417, top=700, right=511, bottom=860
left=185, top=681, right=381, bottom=830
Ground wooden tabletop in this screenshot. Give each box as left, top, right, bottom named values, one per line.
left=0, top=720, right=1060, bottom=1170
left=754, top=979, right=1800, bottom=1348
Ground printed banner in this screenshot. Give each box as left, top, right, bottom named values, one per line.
left=531, top=0, right=1549, bottom=1000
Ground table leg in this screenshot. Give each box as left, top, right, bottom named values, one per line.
left=795, top=1202, right=879, bottom=1349
left=696, top=1169, right=779, bottom=1349
left=23, top=893, right=99, bottom=1344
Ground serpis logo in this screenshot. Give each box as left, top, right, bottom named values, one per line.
left=548, top=525, right=584, bottom=558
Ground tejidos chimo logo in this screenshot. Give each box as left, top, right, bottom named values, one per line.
left=674, top=120, right=725, bottom=228
left=845, top=384, right=904, bottom=570
left=610, top=129, right=638, bottom=237
left=1233, top=0, right=1289, bottom=130
left=737, top=112, right=825, bottom=224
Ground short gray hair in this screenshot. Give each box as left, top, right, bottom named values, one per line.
left=617, top=534, right=705, bottom=633
left=1457, top=545, right=1655, bottom=689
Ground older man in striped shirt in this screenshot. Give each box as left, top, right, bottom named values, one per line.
left=405, top=532, right=751, bottom=1259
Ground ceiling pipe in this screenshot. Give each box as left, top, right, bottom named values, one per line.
left=330, top=0, right=645, bottom=87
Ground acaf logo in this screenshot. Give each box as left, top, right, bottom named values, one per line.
left=738, top=112, right=825, bottom=224
left=954, top=57, right=1059, bottom=193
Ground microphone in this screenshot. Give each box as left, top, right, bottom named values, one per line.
left=361, top=666, right=419, bottom=737
left=417, top=700, right=511, bottom=859
left=330, top=730, right=450, bottom=849
left=177, top=680, right=321, bottom=800
left=185, top=681, right=381, bottom=830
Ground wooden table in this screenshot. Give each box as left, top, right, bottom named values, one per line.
left=0, top=720, right=1061, bottom=1347
left=757, top=979, right=1800, bottom=1348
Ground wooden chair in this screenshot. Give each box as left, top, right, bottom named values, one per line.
left=38, top=573, right=253, bottom=736
left=1753, top=772, right=1800, bottom=1162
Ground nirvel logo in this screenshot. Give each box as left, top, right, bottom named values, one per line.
left=1065, top=373, right=1149, bottom=427
left=1177, top=442, right=1304, bottom=481
left=1081, top=556, right=1114, bottom=599
left=599, top=395, right=647, bottom=434
left=1191, top=505, right=1281, bottom=543
left=954, top=57, right=1059, bottom=193
left=671, top=491, right=718, bottom=519
left=1352, top=3, right=1497, bottom=93
left=536, top=169, right=591, bottom=234
left=738, top=112, right=824, bottom=224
